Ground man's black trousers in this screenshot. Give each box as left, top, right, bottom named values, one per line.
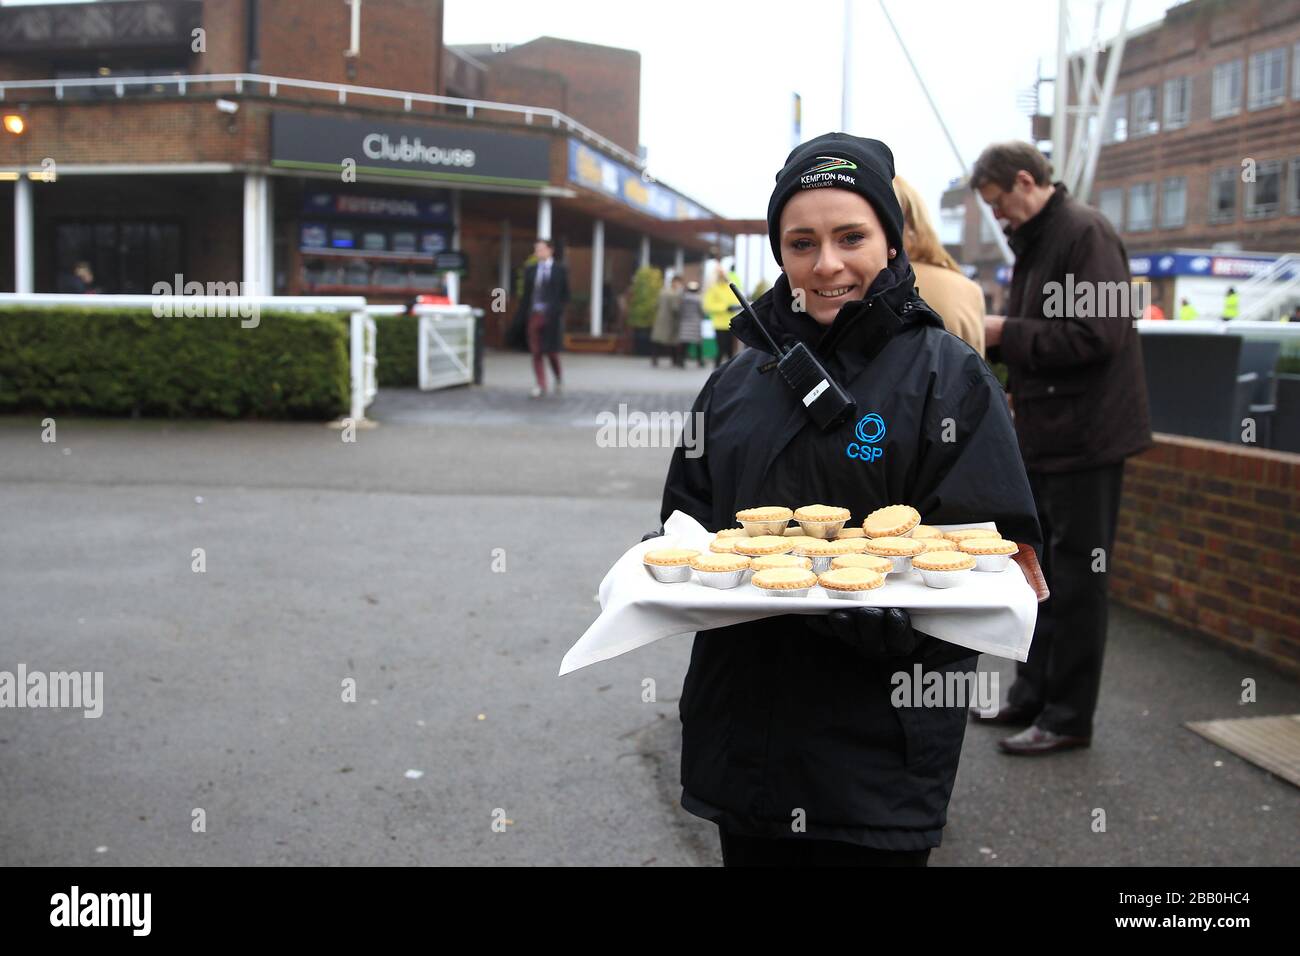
left=1008, top=462, right=1126, bottom=738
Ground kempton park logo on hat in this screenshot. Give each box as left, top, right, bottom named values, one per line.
left=799, top=155, right=859, bottom=190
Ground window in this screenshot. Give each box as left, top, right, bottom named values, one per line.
left=1209, top=168, right=1237, bottom=223
left=1128, top=183, right=1155, bottom=231
left=1248, top=48, right=1286, bottom=110
left=1164, top=75, right=1191, bottom=129
left=1131, top=86, right=1159, bottom=136
left=1103, top=93, right=1128, bottom=144
left=1212, top=60, right=1243, bottom=118
left=54, top=221, right=183, bottom=294
left=1099, top=188, right=1124, bottom=229
left=939, top=204, right=964, bottom=246
left=1294, top=43, right=1300, bottom=100
left=1290, top=158, right=1300, bottom=215
left=54, top=66, right=186, bottom=100
left=1161, top=177, right=1187, bottom=228
left=1244, top=160, right=1282, bottom=218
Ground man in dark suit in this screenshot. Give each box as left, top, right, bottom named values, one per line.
left=511, top=238, right=569, bottom=397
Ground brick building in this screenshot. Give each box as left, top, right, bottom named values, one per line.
left=445, top=38, right=641, bottom=159
left=939, top=176, right=1009, bottom=314
left=1082, top=0, right=1300, bottom=319
left=0, top=0, right=731, bottom=345
left=938, top=0, right=1300, bottom=320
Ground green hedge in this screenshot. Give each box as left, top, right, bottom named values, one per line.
left=374, top=313, right=419, bottom=387
left=0, top=307, right=351, bottom=419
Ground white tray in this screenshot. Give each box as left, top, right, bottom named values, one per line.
left=559, top=511, right=1038, bottom=675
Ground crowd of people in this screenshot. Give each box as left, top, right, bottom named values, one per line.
left=648, top=266, right=746, bottom=369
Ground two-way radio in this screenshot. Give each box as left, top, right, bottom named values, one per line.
left=729, top=282, right=857, bottom=432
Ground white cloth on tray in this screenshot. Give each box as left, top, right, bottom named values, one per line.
left=559, top=510, right=1038, bottom=676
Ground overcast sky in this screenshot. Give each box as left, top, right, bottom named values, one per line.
left=447, top=0, right=1177, bottom=279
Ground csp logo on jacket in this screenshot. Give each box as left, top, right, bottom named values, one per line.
left=846, top=412, right=886, bottom=462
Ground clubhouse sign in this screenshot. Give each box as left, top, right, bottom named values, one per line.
left=271, top=113, right=551, bottom=188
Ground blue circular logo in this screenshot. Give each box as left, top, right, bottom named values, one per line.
left=854, top=413, right=886, bottom=444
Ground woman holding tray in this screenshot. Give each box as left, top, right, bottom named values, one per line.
left=645, top=132, right=1041, bottom=866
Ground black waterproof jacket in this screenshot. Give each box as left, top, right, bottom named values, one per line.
left=653, top=262, right=1041, bottom=850
left=997, top=184, right=1153, bottom=472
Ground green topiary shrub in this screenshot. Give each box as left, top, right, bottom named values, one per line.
left=374, top=313, right=420, bottom=387
left=626, top=266, right=663, bottom=329
left=0, top=307, right=350, bottom=419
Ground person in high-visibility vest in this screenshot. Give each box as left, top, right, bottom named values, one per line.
left=1222, top=286, right=1239, bottom=321
left=702, top=266, right=740, bottom=368
left=1178, top=297, right=1197, bottom=320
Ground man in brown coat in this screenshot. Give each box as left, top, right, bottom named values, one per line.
left=972, top=142, right=1152, bottom=755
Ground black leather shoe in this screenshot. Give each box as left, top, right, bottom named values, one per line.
left=997, top=725, right=1091, bottom=756
left=969, top=704, right=1038, bottom=726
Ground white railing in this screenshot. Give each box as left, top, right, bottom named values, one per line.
left=0, top=293, right=377, bottom=422
left=350, top=310, right=378, bottom=421
left=1233, top=253, right=1300, bottom=323
left=1135, top=318, right=1300, bottom=340
left=0, top=72, right=646, bottom=171
left=415, top=304, right=475, bottom=391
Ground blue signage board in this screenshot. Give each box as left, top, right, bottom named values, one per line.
left=1128, top=251, right=1298, bottom=280
left=996, top=251, right=1297, bottom=285
left=301, top=190, right=452, bottom=224
left=567, top=138, right=712, bottom=221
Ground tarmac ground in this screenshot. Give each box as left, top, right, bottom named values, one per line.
left=1, top=350, right=1296, bottom=865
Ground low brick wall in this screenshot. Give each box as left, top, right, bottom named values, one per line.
left=1113, top=434, right=1300, bottom=675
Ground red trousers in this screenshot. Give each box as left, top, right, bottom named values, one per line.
left=527, top=310, right=562, bottom=389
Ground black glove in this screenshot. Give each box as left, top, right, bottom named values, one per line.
left=806, top=606, right=920, bottom=661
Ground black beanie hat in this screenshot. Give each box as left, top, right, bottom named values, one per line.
left=767, top=132, right=904, bottom=266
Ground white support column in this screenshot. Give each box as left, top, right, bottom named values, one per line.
left=446, top=189, right=461, bottom=304
left=841, top=0, right=853, bottom=130
left=674, top=245, right=684, bottom=278
left=537, top=195, right=552, bottom=240
left=639, top=235, right=650, bottom=269
left=737, top=235, right=748, bottom=295
left=498, top=218, right=511, bottom=295
left=14, top=177, right=34, bottom=294
left=242, top=172, right=264, bottom=294
left=590, top=218, right=605, bottom=337
left=1053, top=0, right=1069, bottom=174
left=261, top=174, right=274, bottom=295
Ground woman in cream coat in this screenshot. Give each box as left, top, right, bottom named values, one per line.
left=893, top=176, right=986, bottom=356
